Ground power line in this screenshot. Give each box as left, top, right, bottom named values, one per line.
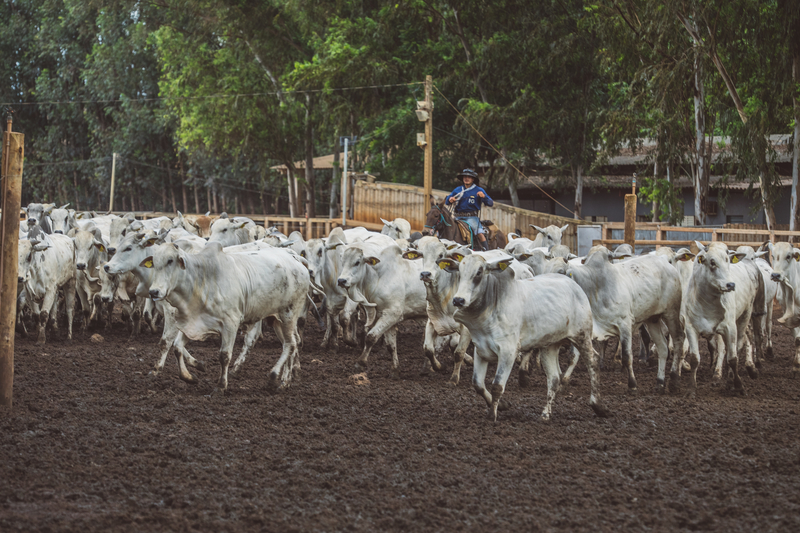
left=432, top=84, right=577, bottom=218
left=1, top=82, right=424, bottom=108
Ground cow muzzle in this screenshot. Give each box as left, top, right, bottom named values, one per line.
left=337, top=278, right=349, bottom=288
left=103, top=264, right=110, bottom=273
left=420, top=271, right=432, bottom=282
left=723, top=282, right=736, bottom=292
left=101, top=296, right=113, bottom=303
left=76, top=263, right=87, bottom=270
left=149, top=289, right=162, bottom=301
left=771, top=272, right=783, bottom=283
left=54, top=230, right=63, bottom=234
left=18, top=276, right=24, bottom=283
left=453, top=297, right=466, bottom=307
left=107, top=247, right=116, bottom=254
left=27, top=219, right=36, bottom=226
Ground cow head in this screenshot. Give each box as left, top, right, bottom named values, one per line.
left=48, top=204, right=73, bottom=234
left=17, top=238, right=51, bottom=286
left=693, top=242, right=736, bottom=293
left=108, top=216, right=134, bottom=254
left=451, top=254, right=515, bottom=309
left=98, top=265, right=119, bottom=303
left=768, top=242, right=800, bottom=284
left=104, top=230, right=165, bottom=275
left=72, top=228, right=107, bottom=271
left=403, top=236, right=466, bottom=285
left=140, top=243, right=192, bottom=302
left=208, top=217, right=252, bottom=247
left=531, top=224, right=569, bottom=249
left=337, top=245, right=380, bottom=291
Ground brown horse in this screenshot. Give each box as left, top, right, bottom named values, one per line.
left=423, top=200, right=507, bottom=250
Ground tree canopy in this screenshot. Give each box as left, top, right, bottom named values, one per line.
left=2, top=0, right=797, bottom=224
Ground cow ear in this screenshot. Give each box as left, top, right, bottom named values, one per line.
left=140, top=256, right=154, bottom=268
left=678, top=252, right=696, bottom=262
left=449, top=252, right=465, bottom=262
left=437, top=258, right=459, bottom=272
left=238, top=222, right=248, bottom=229
left=93, top=241, right=106, bottom=253
left=365, top=257, right=380, bottom=266
left=515, top=253, right=532, bottom=262
left=560, top=224, right=569, bottom=233
left=697, top=254, right=705, bottom=264
left=488, top=260, right=512, bottom=271
left=755, top=250, right=768, bottom=258
left=402, top=250, right=422, bottom=260
left=144, top=237, right=159, bottom=247
left=530, top=224, right=545, bottom=234
left=793, top=250, right=800, bottom=262
left=178, top=256, right=187, bottom=270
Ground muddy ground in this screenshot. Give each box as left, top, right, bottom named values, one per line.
left=2, top=308, right=800, bottom=532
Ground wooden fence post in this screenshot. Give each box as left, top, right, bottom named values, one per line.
left=1, top=125, right=24, bottom=410
left=624, top=194, right=637, bottom=251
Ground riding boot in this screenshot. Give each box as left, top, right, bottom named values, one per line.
left=479, top=239, right=488, bottom=251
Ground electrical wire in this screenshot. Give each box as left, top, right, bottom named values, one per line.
left=432, top=84, right=577, bottom=217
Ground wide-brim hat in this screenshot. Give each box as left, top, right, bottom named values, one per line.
left=456, top=168, right=480, bottom=185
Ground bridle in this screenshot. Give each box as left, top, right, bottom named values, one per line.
left=424, top=203, right=452, bottom=236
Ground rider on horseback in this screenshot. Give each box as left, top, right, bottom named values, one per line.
left=445, top=168, right=494, bottom=251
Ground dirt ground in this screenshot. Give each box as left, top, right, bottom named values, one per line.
left=2, top=307, right=800, bottom=532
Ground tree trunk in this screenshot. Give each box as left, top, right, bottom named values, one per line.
left=304, top=94, right=317, bottom=218
left=286, top=167, right=298, bottom=218
left=330, top=137, right=340, bottom=218
left=573, top=164, right=583, bottom=220
left=212, top=190, right=219, bottom=214
left=791, top=52, right=800, bottom=233
left=181, top=161, right=188, bottom=214
left=651, top=157, right=660, bottom=222
left=206, top=187, right=212, bottom=213
left=73, top=170, right=80, bottom=211
left=167, top=164, right=177, bottom=213
left=502, top=149, right=520, bottom=208
left=692, top=45, right=708, bottom=227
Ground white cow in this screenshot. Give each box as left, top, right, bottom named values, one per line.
left=72, top=226, right=111, bottom=330
left=47, top=204, right=77, bottom=234
left=98, top=266, right=143, bottom=336
left=104, top=231, right=206, bottom=381
left=443, top=253, right=609, bottom=421
left=767, top=242, right=800, bottom=374
left=207, top=215, right=256, bottom=247
left=172, top=211, right=217, bottom=239
left=143, top=242, right=310, bottom=391
left=381, top=217, right=412, bottom=240
left=336, top=242, right=428, bottom=376
left=566, top=246, right=684, bottom=393
left=670, top=242, right=765, bottom=396
left=17, top=234, right=77, bottom=344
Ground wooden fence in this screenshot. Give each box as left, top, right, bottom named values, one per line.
left=352, top=180, right=587, bottom=251
left=594, top=221, right=800, bottom=250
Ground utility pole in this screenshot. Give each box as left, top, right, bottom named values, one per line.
left=624, top=173, right=637, bottom=252
left=1, top=113, right=24, bottom=409
left=421, top=76, right=433, bottom=208
left=108, top=152, right=117, bottom=212
left=340, top=136, right=357, bottom=226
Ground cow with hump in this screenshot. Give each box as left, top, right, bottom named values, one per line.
left=441, top=253, right=609, bottom=422
left=566, top=245, right=684, bottom=393
left=141, top=241, right=310, bottom=392
left=766, top=241, right=800, bottom=374
left=671, top=242, right=765, bottom=396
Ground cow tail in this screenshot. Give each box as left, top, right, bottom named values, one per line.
left=307, top=294, right=325, bottom=329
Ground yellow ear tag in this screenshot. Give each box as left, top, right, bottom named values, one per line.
left=731, top=256, right=739, bottom=264
left=438, top=260, right=451, bottom=270
left=144, top=260, right=153, bottom=268
left=697, top=255, right=705, bottom=264
left=406, top=251, right=419, bottom=259
left=452, top=253, right=464, bottom=262
left=497, top=262, right=509, bottom=271
left=795, top=253, right=800, bottom=262
left=99, top=245, right=106, bottom=253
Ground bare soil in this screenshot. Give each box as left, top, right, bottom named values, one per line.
left=2, top=309, right=800, bottom=532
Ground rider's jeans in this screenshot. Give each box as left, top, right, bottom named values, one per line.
left=456, top=216, right=485, bottom=235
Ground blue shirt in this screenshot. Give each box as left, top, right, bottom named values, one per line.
left=445, top=185, right=494, bottom=213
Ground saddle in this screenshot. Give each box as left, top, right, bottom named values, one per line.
left=456, top=219, right=472, bottom=243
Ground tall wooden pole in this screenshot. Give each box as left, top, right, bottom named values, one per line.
left=1, top=118, right=24, bottom=409
left=108, top=152, right=117, bottom=212
left=624, top=174, right=637, bottom=252
left=423, top=75, right=433, bottom=208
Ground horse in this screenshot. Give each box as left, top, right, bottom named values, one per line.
left=422, top=200, right=507, bottom=250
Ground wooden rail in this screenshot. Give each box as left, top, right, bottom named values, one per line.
left=594, top=223, right=800, bottom=250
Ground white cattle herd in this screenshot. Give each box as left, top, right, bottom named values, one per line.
left=10, top=204, right=800, bottom=421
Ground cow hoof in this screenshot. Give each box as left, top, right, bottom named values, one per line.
left=683, top=388, right=697, bottom=400
left=626, top=387, right=639, bottom=396
left=193, top=360, right=207, bottom=373
left=389, top=368, right=400, bottom=380
left=540, top=413, right=552, bottom=423
left=765, top=346, right=774, bottom=361
left=497, top=398, right=511, bottom=412
left=463, top=354, right=474, bottom=365
left=590, top=402, right=612, bottom=418
left=447, top=377, right=459, bottom=388
left=710, top=375, right=723, bottom=387
left=656, top=384, right=666, bottom=395
left=746, top=366, right=758, bottom=380
left=559, top=377, right=570, bottom=390
left=180, top=373, right=198, bottom=385
left=755, top=360, right=763, bottom=369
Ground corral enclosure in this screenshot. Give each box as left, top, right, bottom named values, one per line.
left=2, top=312, right=800, bottom=531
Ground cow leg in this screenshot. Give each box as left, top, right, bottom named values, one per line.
left=354, top=313, right=396, bottom=370
left=384, top=326, right=400, bottom=379
left=539, top=345, right=562, bottom=421
left=711, top=334, right=726, bottom=381
left=62, top=280, right=76, bottom=341
left=422, top=320, right=444, bottom=373
left=619, top=326, right=637, bottom=391
left=638, top=324, right=652, bottom=363
left=517, top=349, right=536, bottom=388
left=489, top=350, right=517, bottom=422
left=36, top=290, right=59, bottom=345
left=269, top=317, right=300, bottom=391
left=721, top=324, right=745, bottom=395
left=231, top=321, right=263, bottom=375
left=215, top=320, right=239, bottom=392
left=449, top=326, right=472, bottom=387
left=75, top=285, right=91, bottom=335
left=471, top=351, right=494, bottom=415
left=740, top=316, right=759, bottom=380
left=645, top=320, right=670, bottom=392
left=574, top=335, right=610, bottom=417
left=793, top=327, right=800, bottom=377
left=560, top=344, right=581, bottom=387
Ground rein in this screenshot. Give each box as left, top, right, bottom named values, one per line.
left=424, top=204, right=452, bottom=232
